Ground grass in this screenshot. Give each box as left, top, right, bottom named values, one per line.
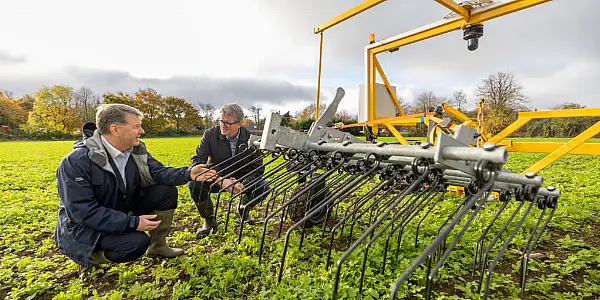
left=1, top=136, right=599, bottom=299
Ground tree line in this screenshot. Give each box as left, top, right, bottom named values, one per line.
left=1, top=71, right=597, bottom=139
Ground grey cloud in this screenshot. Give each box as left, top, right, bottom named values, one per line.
left=258, top=0, right=600, bottom=110
left=0, top=66, right=326, bottom=109
left=0, top=51, right=25, bottom=64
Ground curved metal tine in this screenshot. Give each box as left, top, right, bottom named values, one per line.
left=236, top=155, right=304, bottom=242
left=326, top=178, right=397, bottom=270
left=258, top=160, right=345, bottom=263
left=264, top=160, right=314, bottom=216
left=278, top=164, right=380, bottom=284
left=521, top=200, right=556, bottom=295
left=361, top=181, right=442, bottom=294
left=415, top=190, right=447, bottom=248
left=211, top=148, right=264, bottom=224
left=298, top=171, right=349, bottom=250
left=392, top=183, right=442, bottom=262
left=434, top=193, right=474, bottom=262
left=295, top=170, right=363, bottom=250
left=389, top=178, right=494, bottom=300
left=472, top=198, right=511, bottom=277
left=424, top=183, right=495, bottom=300
left=348, top=178, right=406, bottom=248
left=332, top=171, right=429, bottom=300
left=388, top=183, right=444, bottom=273
left=519, top=200, right=548, bottom=295
left=476, top=200, right=527, bottom=293
left=482, top=197, right=539, bottom=300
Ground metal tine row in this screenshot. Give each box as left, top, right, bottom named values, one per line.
left=192, top=142, right=558, bottom=300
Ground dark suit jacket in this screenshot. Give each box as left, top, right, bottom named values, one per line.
left=190, top=126, right=264, bottom=184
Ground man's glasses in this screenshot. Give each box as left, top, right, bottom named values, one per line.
left=218, top=119, right=240, bottom=128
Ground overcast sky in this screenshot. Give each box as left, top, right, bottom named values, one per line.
left=1, top=0, right=598, bottom=117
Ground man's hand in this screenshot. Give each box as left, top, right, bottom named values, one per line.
left=137, top=214, right=161, bottom=231
left=221, top=177, right=244, bottom=194
left=190, top=164, right=217, bottom=181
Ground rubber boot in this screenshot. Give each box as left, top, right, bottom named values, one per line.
left=146, top=209, right=185, bottom=257
left=194, top=199, right=218, bottom=238
left=90, top=250, right=111, bottom=265
left=237, top=194, right=257, bottom=225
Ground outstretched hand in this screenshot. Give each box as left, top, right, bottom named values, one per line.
left=190, top=164, right=217, bottom=181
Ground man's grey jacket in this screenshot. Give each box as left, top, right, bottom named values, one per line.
left=53, top=125, right=192, bottom=267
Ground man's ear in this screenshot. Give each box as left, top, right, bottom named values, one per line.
left=109, top=124, right=119, bottom=136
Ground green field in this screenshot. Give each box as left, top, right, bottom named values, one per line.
left=1, top=137, right=599, bottom=299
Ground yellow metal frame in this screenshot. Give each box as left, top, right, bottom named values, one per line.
left=313, top=0, right=600, bottom=174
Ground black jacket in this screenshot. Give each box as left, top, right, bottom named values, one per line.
left=53, top=126, right=192, bottom=267
left=190, top=126, right=264, bottom=184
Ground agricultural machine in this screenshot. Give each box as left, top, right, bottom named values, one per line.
left=192, top=1, right=600, bottom=299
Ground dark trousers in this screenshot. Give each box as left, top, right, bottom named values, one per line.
left=188, top=178, right=271, bottom=219
left=94, top=185, right=178, bottom=263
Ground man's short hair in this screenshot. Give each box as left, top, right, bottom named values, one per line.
left=96, top=103, right=144, bottom=134
left=220, top=103, right=245, bottom=123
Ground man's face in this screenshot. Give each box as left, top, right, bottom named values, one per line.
left=219, top=113, right=241, bottom=137
left=113, top=114, right=145, bottom=149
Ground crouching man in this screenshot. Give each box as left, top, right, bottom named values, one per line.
left=53, top=104, right=216, bottom=270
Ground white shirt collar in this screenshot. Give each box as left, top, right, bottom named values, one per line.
left=100, top=134, right=128, bottom=159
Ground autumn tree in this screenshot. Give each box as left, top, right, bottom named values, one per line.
left=164, top=96, right=201, bottom=132
left=295, top=102, right=327, bottom=121
left=25, top=85, right=80, bottom=134
left=134, top=88, right=166, bottom=133
left=0, top=94, right=27, bottom=129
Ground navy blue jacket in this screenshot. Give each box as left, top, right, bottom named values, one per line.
left=53, top=127, right=192, bottom=267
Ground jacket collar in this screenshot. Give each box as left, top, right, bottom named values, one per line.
left=217, top=125, right=248, bottom=141
left=81, top=129, right=147, bottom=170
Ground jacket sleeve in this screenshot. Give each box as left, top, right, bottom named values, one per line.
left=57, top=153, right=139, bottom=233
left=147, top=152, right=192, bottom=186
left=190, top=129, right=211, bottom=168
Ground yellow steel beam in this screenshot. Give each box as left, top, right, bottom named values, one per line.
left=434, top=0, right=471, bottom=19
left=314, top=0, right=387, bottom=33
left=487, top=116, right=533, bottom=144
left=525, top=121, right=600, bottom=174
left=367, top=51, right=377, bottom=122
left=442, top=103, right=472, bottom=123
left=339, top=112, right=428, bottom=128
left=385, top=123, right=410, bottom=145
left=367, top=0, right=551, bottom=54
left=518, top=108, right=600, bottom=118
left=507, top=142, right=600, bottom=155
left=315, top=32, right=324, bottom=119
left=374, top=57, right=405, bottom=116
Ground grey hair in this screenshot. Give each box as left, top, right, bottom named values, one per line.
left=96, top=103, right=144, bottom=134
left=220, top=103, right=245, bottom=122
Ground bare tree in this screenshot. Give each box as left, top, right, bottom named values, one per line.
left=73, top=87, right=100, bottom=123
left=477, top=71, right=528, bottom=112
left=476, top=71, right=528, bottom=134
left=447, top=90, right=468, bottom=112
left=196, top=103, right=216, bottom=126
left=249, top=106, right=262, bottom=125
left=295, top=102, right=327, bottom=121
left=333, top=109, right=357, bottom=123
left=0, top=90, right=14, bottom=98
left=414, top=91, right=439, bottom=113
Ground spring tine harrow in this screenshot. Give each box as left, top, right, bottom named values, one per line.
left=203, top=87, right=562, bottom=299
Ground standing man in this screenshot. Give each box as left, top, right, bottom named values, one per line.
left=189, top=103, right=270, bottom=238
left=53, top=104, right=216, bottom=270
